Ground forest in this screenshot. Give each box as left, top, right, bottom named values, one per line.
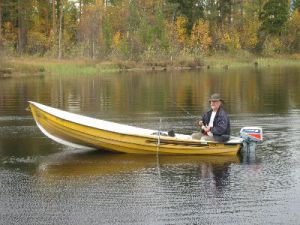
left=0, top=0, right=300, bottom=63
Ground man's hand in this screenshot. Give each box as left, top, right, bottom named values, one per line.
left=202, top=126, right=213, bottom=136
left=198, top=120, right=203, bottom=126
left=203, top=126, right=210, bottom=133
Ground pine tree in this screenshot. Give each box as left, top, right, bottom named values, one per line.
left=218, top=0, right=232, bottom=24
left=259, top=0, right=289, bottom=35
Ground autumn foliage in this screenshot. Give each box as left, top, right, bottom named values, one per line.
left=190, top=19, right=212, bottom=53
left=0, top=0, right=299, bottom=61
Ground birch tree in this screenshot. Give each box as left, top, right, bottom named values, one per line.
left=58, top=0, right=63, bottom=59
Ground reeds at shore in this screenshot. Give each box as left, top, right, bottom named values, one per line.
left=1, top=54, right=300, bottom=77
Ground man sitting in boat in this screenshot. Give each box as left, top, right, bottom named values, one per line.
left=192, top=93, right=230, bottom=142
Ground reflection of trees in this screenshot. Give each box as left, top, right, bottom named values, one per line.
left=1, top=67, right=300, bottom=117
left=37, top=152, right=239, bottom=194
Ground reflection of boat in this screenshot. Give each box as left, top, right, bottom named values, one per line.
left=37, top=150, right=240, bottom=177
left=29, top=101, right=245, bottom=155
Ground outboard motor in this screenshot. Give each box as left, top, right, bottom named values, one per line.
left=240, top=127, right=263, bottom=153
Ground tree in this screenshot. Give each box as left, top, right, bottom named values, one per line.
left=0, top=0, right=297, bottom=58
left=218, top=0, right=232, bottom=25
left=138, top=11, right=153, bottom=47
left=127, top=1, right=140, bottom=33
left=259, top=0, right=289, bottom=35
left=190, top=19, right=212, bottom=53
left=103, top=16, right=113, bottom=53
left=58, top=0, right=63, bottom=59
left=52, top=0, right=56, bottom=35
left=239, top=19, right=260, bottom=50
left=285, top=10, right=300, bottom=52
left=175, top=15, right=187, bottom=45
left=293, top=0, right=300, bottom=11
left=17, top=0, right=30, bottom=55
left=27, top=0, right=56, bottom=55
left=152, top=3, right=165, bottom=41
left=0, top=0, right=2, bottom=50
left=78, top=1, right=102, bottom=58
left=168, top=0, right=204, bottom=33
left=205, top=0, right=219, bottom=23
left=152, top=3, right=168, bottom=50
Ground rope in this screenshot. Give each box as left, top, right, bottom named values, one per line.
left=156, top=118, right=162, bottom=157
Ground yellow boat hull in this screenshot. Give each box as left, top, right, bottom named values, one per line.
left=29, top=102, right=241, bottom=155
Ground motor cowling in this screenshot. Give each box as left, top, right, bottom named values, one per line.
left=240, top=127, right=263, bottom=152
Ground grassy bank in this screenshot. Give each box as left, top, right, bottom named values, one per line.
left=0, top=56, right=203, bottom=77
left=204, top=53, right=300, bottom=69
left=0, top=58, right=120, bottom=77
left=1, top=54, right=300, bottom=77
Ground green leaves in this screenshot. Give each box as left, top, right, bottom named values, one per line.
left=259, top=0, right=289, bottom=35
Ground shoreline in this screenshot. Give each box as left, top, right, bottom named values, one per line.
left=1, top=55, right=300, bottom=78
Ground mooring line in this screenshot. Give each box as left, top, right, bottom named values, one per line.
left=156, top=118, right=162, bottom=157
left=156, top=118, right=162, bottom=177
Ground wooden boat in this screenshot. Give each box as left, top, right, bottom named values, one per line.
left=28, top=101, right=245, bottom=156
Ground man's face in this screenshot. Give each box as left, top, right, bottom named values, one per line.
left=210, top=100, right=221, bottom=111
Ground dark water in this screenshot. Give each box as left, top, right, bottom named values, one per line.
left=1, top=67, right=300, bottom=224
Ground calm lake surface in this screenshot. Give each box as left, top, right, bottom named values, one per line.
left=1, top=67, right=300, bottom=224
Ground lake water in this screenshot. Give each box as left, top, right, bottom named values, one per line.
left=1, top=67, right=300, bottom=224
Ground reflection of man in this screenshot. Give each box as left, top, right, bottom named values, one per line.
left=192, top=93, right=230, bottom=142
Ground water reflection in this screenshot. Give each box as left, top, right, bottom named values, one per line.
left=1, top=68, right=300, bottom=224
left=1, top=67, right=300, bottom=119
left=37, top=150, right=240, bottom=178
left=240, top=150, right=259, bottom=164
left=36, top=150, right=242, bottom=203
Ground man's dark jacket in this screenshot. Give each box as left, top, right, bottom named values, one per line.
left=202, top=107, right=230, bottom=141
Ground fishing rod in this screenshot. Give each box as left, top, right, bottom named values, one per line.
left=167, top=99, right=199, bottom=119
left=166, top=99, right=203, bottom=136
left=152, top=99, right=201, bottom=138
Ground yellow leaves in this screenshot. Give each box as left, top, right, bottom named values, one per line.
left=113, top=31, right=122, bottom=48
left=105, top=4, right=126, bottom=33
left=2, top=22, right=17, bottom=43
left=262, top=36, right=283, bottom=55
left=175, top=17, right=213, bottom=54
left=221, top=30, right=241, bottom=51
left=27, top=31, right=49, bottom=53
left=240, top=20, right=260, bottom=50
left=291, top=10, right=300, bottom=28
left=285, top=10, right=300, bottom=50
left=2, top=22, right=18, bottom=52
left=190, top=19, right=212, bottom=53
left=175, top=16, right=188, bottom=45
left=272, top=37, right=282, bottom=50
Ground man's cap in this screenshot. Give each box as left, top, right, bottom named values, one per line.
left=209, top=93, right=223, bottom=102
